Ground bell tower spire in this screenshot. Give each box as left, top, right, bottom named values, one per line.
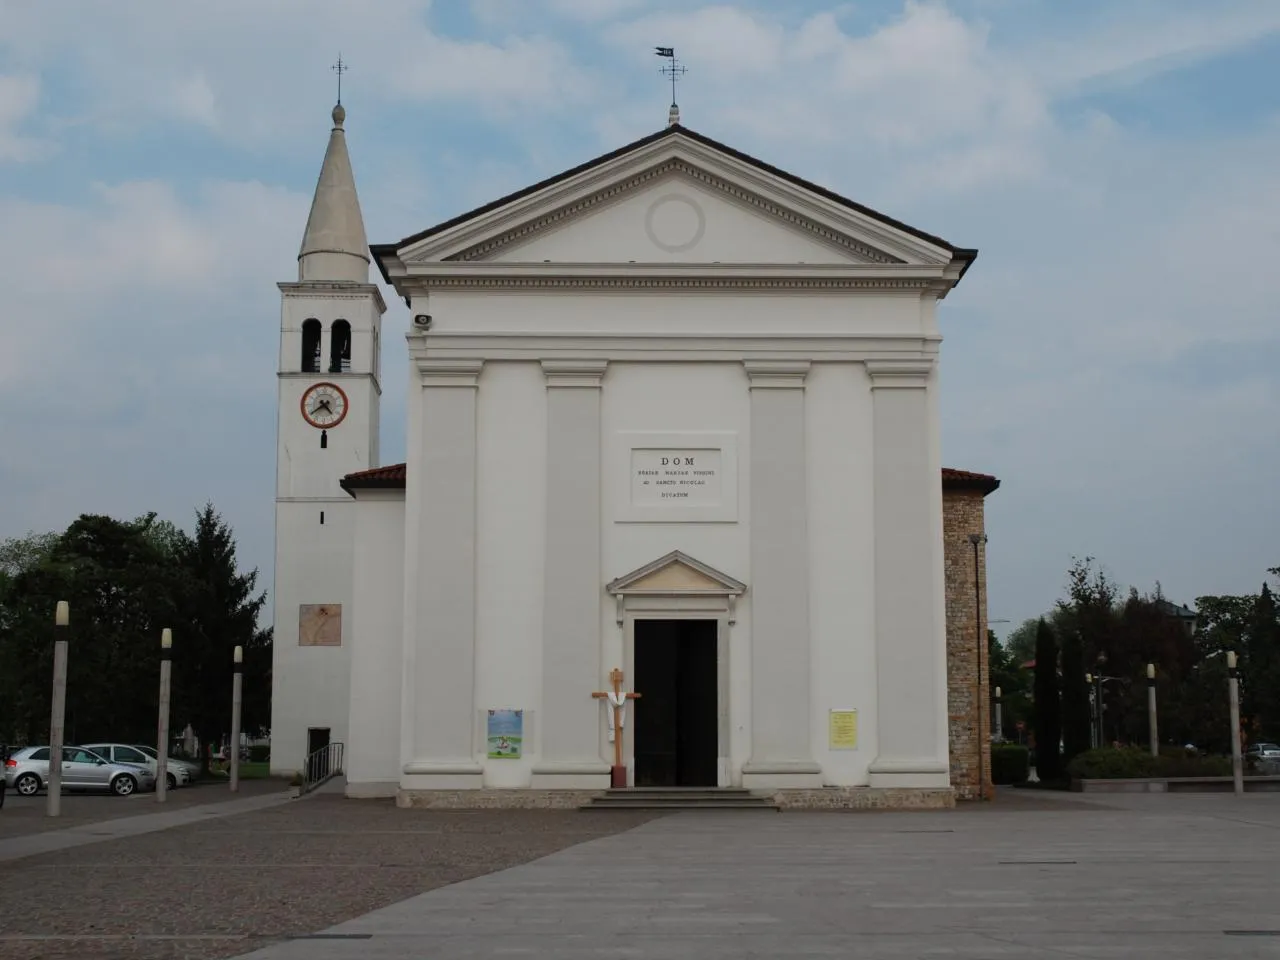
left=298, top=83, right=369, bottom=283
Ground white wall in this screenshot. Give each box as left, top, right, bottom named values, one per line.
left=599, top=361, right=755, bottom=773
left=474, top=361, right=547, bottom=786
left=345, top=492, right=405, bottom=796
left=428, top=290, right=928, bottom=338
left=806, top=361, right=878, bottom=785
left=269, top=498, right=354, bottom=776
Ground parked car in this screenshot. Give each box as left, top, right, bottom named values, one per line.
left=131, top=744, right=201, bottom=780
left=1246, top=742, right=1280, bottom=760
left=81, top=743, right=190, bottom=790
left=3, top=745, right=156, bottom=797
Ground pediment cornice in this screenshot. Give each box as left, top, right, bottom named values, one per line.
left=382, top=132, right=963, bottom=276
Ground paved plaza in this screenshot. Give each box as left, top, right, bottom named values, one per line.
left=0, top=788, right=1277, bottom=959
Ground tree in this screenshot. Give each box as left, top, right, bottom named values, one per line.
left=1060, top=627, right=1091, bottom=761
left=989, top=631, right=1031, bottom=740
left=170, top=505, right=271, bottom=771
left=1245, top=584, right=1280, bottom=742
left=1032, top=618, right=1061, bottom=779
left=1004, top=618, right=1039, bottom=667
left=0, top=515, right=187, bottom=744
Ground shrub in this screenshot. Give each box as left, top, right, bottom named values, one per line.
left=1067, top=747, right=1233, bottom=780
left=991, top=744, right=1030, bottom=784
left=248, top=745, right=270, bottom=763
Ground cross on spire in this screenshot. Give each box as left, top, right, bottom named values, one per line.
left=332, top=54, right=348, bottom=105
left=655, top=46, right=686, bottom=125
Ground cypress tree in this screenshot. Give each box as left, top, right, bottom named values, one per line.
left=1033, top=618, right=1061, bottom=780
left=1060, top=629, right=1092, bottom=762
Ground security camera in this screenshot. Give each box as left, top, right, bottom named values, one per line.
left=413, top=314, right=432, bottom=329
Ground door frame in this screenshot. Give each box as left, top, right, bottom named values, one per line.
left=628, top=614, right=727, bottom=788
left=606, top=551, right=746, bottom=789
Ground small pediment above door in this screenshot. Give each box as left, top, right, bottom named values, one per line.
left=607, top=551, right=746, bottom=597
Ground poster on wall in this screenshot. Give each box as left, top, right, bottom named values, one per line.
left=828, top=709, right=858, bottom=750
left=486, top=709, right=524, bottom=759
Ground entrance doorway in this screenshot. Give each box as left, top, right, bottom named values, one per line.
left=633, top=619, right=718, bottom=787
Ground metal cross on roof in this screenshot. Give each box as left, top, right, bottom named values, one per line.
left=332, top=54, right=348, bottom=105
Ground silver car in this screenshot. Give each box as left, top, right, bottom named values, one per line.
left=82, top=742, right=190, bottom=790
left=3, top=745, right=156, bottom=797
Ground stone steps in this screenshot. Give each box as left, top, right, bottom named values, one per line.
left=581, top=787, right=780, bottom=811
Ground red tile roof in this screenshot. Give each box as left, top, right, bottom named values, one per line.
left=343, top=463, right=999, bottom=495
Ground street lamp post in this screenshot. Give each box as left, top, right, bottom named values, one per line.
left=1228, top=650, right=1243, bottom=796
left=156, top=629, right=173, bottom=803
left=230, top=646, right=243, bottom=792
left=994, top=686, right=1003, bottom=743
left=967, top=532, right=988, bottom=800
left=1146, top=663, right=1158, bottom=758
left=47, top=601, right=70, bottom=818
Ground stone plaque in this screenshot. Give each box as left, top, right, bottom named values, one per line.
left=631, top=448, right=722, bottom=506
left=299, top=603, right=342, bottom=647
left=614, top=431, right=738, bottom=523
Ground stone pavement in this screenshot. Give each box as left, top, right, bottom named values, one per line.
left=233, top=789, right=1280, bottom=960
left=0, top=781, right=294, bottom=863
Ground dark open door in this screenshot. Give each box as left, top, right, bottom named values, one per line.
left=634, top=619, right=718, bottom=787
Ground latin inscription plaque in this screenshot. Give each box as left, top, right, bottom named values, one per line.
left=631, top=448, right=722, bottom=507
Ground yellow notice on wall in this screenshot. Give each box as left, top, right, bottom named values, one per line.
left=829, top=709, right=858, bottom=750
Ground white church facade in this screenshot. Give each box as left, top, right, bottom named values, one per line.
left=270, top=102, right=1000, bottom=808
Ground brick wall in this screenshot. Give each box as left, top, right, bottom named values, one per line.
left=943, top=487, right=992, bottom=800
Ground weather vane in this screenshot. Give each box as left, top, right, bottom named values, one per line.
left=332, top=54, right=348, bottom=105
left=655, top=46, right=686, bottom=124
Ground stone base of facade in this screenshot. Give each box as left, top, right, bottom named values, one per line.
left=396, top=789, right=602, bottom=809
left=345, top=780, right=399, bottom=799
left=393, top=786, right=956, bottom=810
left=770, top=787, right=956, bottom=810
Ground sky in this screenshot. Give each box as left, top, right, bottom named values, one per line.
left=1, top=0, right=1277, bottom=637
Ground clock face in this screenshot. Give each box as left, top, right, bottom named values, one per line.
left=300, top=382, right=348, bottom=429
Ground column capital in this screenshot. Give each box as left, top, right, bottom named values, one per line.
left=541, top=359, right=608, bottom=388
left=418, top=358, right=483, bottom=387
left=864, top=359, right=934, bottom=389
left=743, top=360, right=811, bottom=389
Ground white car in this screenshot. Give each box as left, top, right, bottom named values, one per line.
left=81, top=743, right=190, bottom=789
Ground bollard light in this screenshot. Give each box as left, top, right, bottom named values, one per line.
left=233, top=645, right=243, bottom=664
left=55, top=600, right=69, bottom=627
left=1147, top=662, right=1155, bottom=680
left=161, top=628, right=172, bottom=650
left=1227, top=650, right=1237, bottom=670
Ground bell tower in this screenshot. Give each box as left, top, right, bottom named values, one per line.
left=269, top=99, right=386, bottom=776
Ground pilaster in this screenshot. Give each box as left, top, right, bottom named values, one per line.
left=403, top=358, right=484, bottom=787
left=740, top=360, right=822, bottom=788
left=531, top=360, right=611, bottom=789
left=865, top=359, right=950, bottom=789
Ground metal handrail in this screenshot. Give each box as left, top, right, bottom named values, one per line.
left=301, top=741, right=344, bottom=794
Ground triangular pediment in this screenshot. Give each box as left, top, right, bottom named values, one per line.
left=607, top=551, right=746, bottom=596
left=376, top=126, right=972, bottom=280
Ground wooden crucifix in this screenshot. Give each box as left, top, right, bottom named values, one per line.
left=593, top=667, right=640, bottom=788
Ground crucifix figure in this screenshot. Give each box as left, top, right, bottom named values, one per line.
left=593, top=667, right=640, bottom=788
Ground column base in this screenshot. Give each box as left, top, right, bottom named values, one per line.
left=867, top=757, right=950, bottom=789
left=530, top=760, right=611, bottom=790
left=741, top=759, right=824, bottom=789
left=401, top=760, right=484, bottom=791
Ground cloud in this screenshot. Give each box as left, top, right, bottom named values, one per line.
left=0, top=74, right=53, bottom=161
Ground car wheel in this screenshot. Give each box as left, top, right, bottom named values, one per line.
left=110, top=774, right=137, bottom=797
left=166, top=773, right=177, bottom=790
left=15, top=773, right=41, bottom=797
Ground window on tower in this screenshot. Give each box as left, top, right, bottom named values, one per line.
left=301, top=319, right=322, bottom=372
left=329, top=320, right=352, bottom=373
